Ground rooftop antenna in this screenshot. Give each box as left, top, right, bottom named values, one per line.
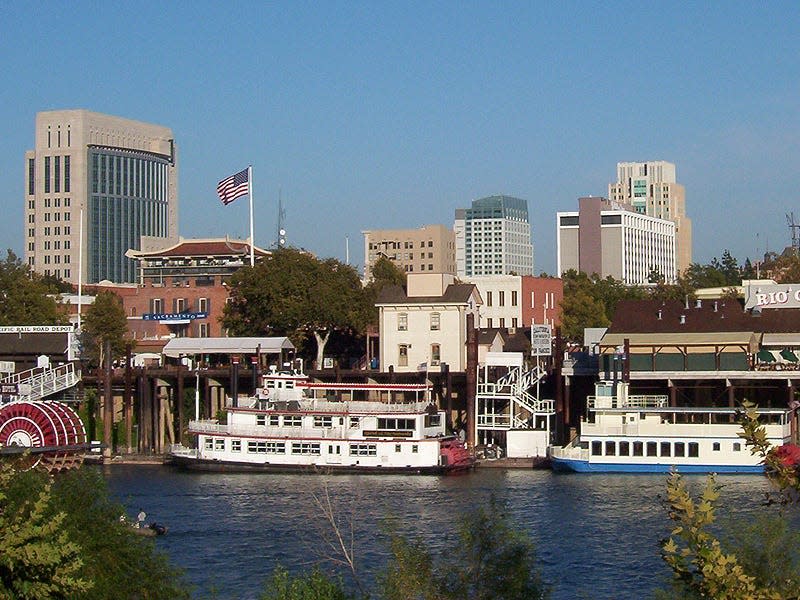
left=276, top=189, right=286, bottom=248
left=787, top=212, right=800, bottom=256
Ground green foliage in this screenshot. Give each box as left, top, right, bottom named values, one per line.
left=559, top=271, right=612, bottom=342
left=81, top=290, right=131, bottom=368
left=222, top=248, right=370, bottom=366
left=1, top=466, right=190, bottom=600
left=362, top=256, right=406, bottom=327
left=259, top=566, right=354, bottom=600
left=0, top=250, right=66, bottom=326
left=381, top=497, right=548, bottom=600
left=0, top=459, right=90, bottom=600
left=660, top=472, right=771, bottom=599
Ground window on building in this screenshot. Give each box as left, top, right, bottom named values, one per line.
left=512, top=290, right=518, bottom=306
left=198, top=323, right=209, bottom=337
left=486, top=291, right=492, bottom=307
left=430, top=312, right=440, bottom=330
left=431, top=344, right=440, bottom=366
left=44, top=157, right=50, bottom=193
left=151, top=298, right=163, bottom=314
left=398, top=344, right=409, bottom=367
left=398, top=313, right=408, bottom=331
left=499, top=291, right=505, bottom=306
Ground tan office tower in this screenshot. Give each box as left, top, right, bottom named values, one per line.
left=24, top=110, right=178, bottom=284
left=609, top=161, right=691, bottom=273
left=362, top=224, right=456, bottom=282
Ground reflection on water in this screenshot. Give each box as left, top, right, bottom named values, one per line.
left=104, top=466, right=775, bottom=600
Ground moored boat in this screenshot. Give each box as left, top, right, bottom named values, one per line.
left=169, top=366, right=474, bottom=474
left=548, top=380, right=793, bottom=474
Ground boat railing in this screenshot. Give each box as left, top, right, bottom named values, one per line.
left=298, top=399, right=434, bottom=414
left=549, top=443, right=589, bottom=461
left=477, top=414, right=512, bottom=428
left=587, top=395, right=668, bottom=409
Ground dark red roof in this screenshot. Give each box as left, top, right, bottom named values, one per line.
left=609, top=298, right=800, bottom=334
left=134, top=239, right=270, bottom=258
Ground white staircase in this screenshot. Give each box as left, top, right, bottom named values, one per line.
left=1, top=363, right=81, bottom=402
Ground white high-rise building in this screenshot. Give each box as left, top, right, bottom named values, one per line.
left=454, top=195, right=534, bottom=277
left=24, top=110, right=178, bottom=284
left=609, top=161, right=691, bottom=272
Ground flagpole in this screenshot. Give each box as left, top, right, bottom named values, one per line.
left=248, top=165, right=254, bottom=267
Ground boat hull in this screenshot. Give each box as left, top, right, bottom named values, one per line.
left=168, top=453, right=467, bottom=475
left=550, top=456, right=764, bottom=474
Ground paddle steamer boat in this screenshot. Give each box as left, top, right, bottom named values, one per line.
left=169, top=365, right=473, bottom=474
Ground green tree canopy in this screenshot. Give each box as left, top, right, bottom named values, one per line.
left=81, top=290, right=131, bottom=368
left=222, top=248, right=370, bottom=367
left=362, top=256, right=406, bottom=328
left=0, top=250, right=66, bottom=326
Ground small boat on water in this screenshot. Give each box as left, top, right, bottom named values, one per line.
left=131, top=523, right=168, bottom=537
left=548, top=380, right=793, bottom=473
left=169, top=365, right=474, bottom=475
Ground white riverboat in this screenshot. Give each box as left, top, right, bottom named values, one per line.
left=169, top=366, right=474, bottom=474
left=548, top=380, right=793, bottom=473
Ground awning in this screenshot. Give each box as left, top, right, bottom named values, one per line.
left=757, top=349, right=776, bottom=363
left=162, top=337, right=295, bottom=357
left=762, top=333, right=800, bottom=346
left=599, top=332, right=754, bottom=348
left=781, top=349, right=799, bottom=362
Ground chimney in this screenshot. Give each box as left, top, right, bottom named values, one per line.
left=713, top=301, right=718, bottom=312
left=695, top=299, right=702, bottom=308
left=657, top=310, right=662, bottom=320
left=679, top=314, right=686, bottom=325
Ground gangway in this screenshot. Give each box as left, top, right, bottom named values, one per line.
left=1, top=363, right=81, bottom=402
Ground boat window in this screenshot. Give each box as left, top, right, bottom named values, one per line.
left=688, top=442, right=699, bottom=457
left=591, top=441, right=602, bottom=456
left=204, top=438, right=213, bottom=450
left=350, top=444, right=377, bottom=456
left=424, top=414, right=441, bottom=428
left=633, top=441, right=643, bottom=456
left=231, top=440, right=242, bottom=452
left=314, top=416, right=333, bottom=428
left=619, top=441, right=630, bottom=456
left=605, top=441, right=616, bottom=456
left=712, top=442, right=721, bottom=451
left=395, top=444, right=401, bottom=453
left=349, top=417, right=360, bottom=428
left=674, top=442, right=685, bottom=457
left=256, top=415, right=266, bottom=426
left=266, top=442, right=285, bottom=454
left=733, top=442, right=741, bottom=452
left=214, top=438, right=225, bottom=451
left=378, top=418, right=415, bottom=430
left=660, top=442, right=671, bottom=457
left=283, top=416, right=302, bottom=427
left=269, top=415, right=280, bottom=426
left=412, top=445, right=419, bottom=453
left=647, top=442, right=657, bottom=457
left=247, top=441, right=267, bottom=454
left=291, top=442, right=321, bottom=455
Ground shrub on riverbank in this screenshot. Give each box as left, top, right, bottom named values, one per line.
left=1, top=461, right=191, bottom=600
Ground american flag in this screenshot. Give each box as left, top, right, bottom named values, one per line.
left=216, top=168, right=249, bottom=205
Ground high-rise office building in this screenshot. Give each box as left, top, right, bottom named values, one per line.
left=557, top=196, right=676, bottom=285
left=24, top=110, right=178, bottom=284
left=362, top=224, right=455, bottom=282
left=454, top=195, right=534, bottom=277
left=608, top=161, right=691, bottom=272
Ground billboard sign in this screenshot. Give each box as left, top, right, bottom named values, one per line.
left=531, top=324, right=552, bottom=356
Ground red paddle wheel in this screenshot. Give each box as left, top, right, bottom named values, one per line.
left=0, top=401, right=86, bottom=472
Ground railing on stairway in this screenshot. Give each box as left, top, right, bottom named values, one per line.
left=0, top=363, right=81, bottom=402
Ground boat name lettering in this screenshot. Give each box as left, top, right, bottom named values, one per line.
left=362, top=430, right=413, bottom=438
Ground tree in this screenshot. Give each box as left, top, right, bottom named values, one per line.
left=259, top=566, right=354, bottom=600
left=81, top=290, right=131, bottom=368
left=0, top=458, right=90, bottom=600
left=0, top=250, right=66, bottom=326
left=659, top=404, right=800, bottom=599
left=362, top=256, right=406, bottom=327
left=3, top=465, right=191, bottom=600
left=558, top=271, right=611, bottom=342
left=381, top=497, right=549, bottom=600
left=222, top=248, right=370, bottom=367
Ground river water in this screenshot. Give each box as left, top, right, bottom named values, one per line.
left=104, top=466, right=775, bottom=599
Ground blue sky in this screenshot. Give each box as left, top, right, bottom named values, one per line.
left=1, top=2, right=798, bottom=275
